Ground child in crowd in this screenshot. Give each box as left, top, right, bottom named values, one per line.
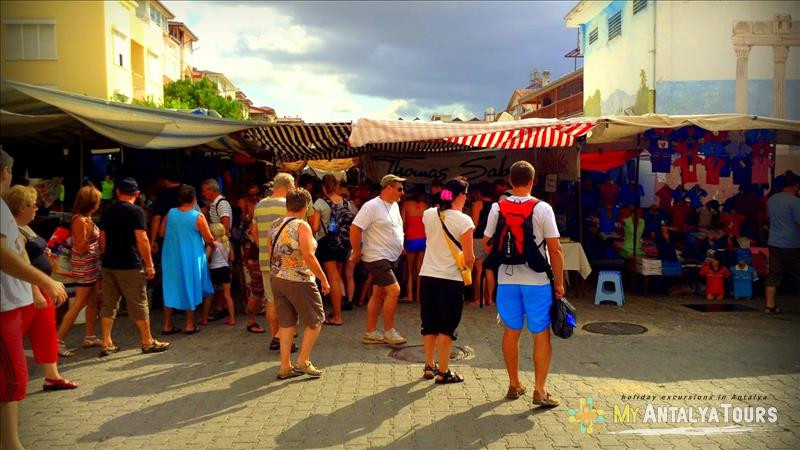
left=699, top=253, right=731, bottom=302
left=204, top=223, right=236, bottom=325
left=730, top=259, right=758, bottom=300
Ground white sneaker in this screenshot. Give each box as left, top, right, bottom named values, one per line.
left=362, top=330, right=385, bottom=345
left=384, top=328, right=407, bottom=345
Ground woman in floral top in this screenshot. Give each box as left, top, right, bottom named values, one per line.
left=268, top=188, right=330, bottom=380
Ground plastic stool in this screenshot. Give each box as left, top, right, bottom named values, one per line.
left=595, top=270, right=624, bottom=306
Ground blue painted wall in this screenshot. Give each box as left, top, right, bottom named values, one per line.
left=656, top=80, right=800, bottom=120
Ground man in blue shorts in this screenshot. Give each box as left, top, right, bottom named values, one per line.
left=482, top=161, right=564, bottom=406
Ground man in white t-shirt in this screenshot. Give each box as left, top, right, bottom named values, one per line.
left=482, top=161, right=564, bottom=407
left=350, top=174, right=407, bottom=345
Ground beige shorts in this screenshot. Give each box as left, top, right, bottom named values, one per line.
left=100, top=268, right=149, bottom=321
left=271, top=276, right=325, bottom=328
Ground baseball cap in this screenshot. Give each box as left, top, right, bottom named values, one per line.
left=380, top=174, right=406, bottom=188
left=117, top=177, right=140, bottom=194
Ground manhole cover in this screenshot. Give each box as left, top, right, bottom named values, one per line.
left=583, top=322, right=648, bottom=335
left=682, top=303, right=757, bottom=313
left=389, top=345, right=475, bottom=363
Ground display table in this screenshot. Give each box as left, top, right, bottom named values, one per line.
left=561, top=241, right=592, bottom=279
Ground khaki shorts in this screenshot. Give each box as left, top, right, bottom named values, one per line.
left=271, top=276, right=325, bottom=328
left=101, top=268, right=149, bottom=321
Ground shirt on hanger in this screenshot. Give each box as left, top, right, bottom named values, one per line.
left=704, top=156, right=726, bottom=185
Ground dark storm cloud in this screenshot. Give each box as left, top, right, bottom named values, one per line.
left=245, top=1, right=578, bottom=115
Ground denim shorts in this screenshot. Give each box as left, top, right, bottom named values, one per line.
left=496, top=284, right=552, bottom=333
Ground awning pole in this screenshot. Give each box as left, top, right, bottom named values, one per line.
left=632, top=136, right=642, bottom=295
left=577, top=143, right=584, bottom=246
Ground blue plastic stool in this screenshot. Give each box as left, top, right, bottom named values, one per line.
left=595, top=270, right=624, bottom=306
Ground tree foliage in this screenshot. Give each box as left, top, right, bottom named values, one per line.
left=126, top=77, right=244, bottom=120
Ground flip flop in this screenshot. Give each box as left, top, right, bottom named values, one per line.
left=323, top=313, right=343, bottom=326
left=161, top=326, right=179, bottom=336
left=184, top=326, right=200, bottom=335
left=246, top=323, right=266, bottom=334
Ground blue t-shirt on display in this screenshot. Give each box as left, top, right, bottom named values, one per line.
left=731, top=158, right=752, bottom=186
left=730, top=264, right=758, bottom=298
left=686, top=187, right=708, bottom=209
left=767, top=192, right=800, bottom=248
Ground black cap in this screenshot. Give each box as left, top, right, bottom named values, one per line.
left=117, top=177, right=139, bottom=195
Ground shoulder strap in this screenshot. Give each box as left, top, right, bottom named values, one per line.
left=439, top=211, right=465, bottom=270
left=270, top=218, right=298, bottom=261
left=18, top=226, right=34, bottom=241
left=438, top=211, right=462, bottom=250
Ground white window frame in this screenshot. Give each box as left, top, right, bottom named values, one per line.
left=2, top=19, right=57, bottom=60
left=112, top=29, right=129, bottom=69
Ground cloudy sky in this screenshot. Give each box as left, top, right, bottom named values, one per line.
left=164, top=1, right=580, bottom=122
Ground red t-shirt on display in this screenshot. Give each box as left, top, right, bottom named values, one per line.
left=704, top=156, right=725, bottom=185
left=700, top=265, right=731, bottom=296
left=599, top=182, right=620, bottom=208
left=671, top=203, right=693, bottom=231
left=751, top=156, right=770, bottom=185
left=721, top=213, right=745, bottom=237
left=655, top=185, right=674, bottom=209
left=673, top=153, right=700, bottom=184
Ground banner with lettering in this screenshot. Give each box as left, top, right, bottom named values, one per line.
left=365, top=148, right=577, bottom=183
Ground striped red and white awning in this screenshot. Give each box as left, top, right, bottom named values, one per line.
left=443, top=122, right=595, bottom=149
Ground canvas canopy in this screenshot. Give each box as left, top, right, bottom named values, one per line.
left=1, top=79, right=258, bottom=152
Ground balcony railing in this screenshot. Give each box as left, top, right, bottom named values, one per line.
left=521, top=92, right=583, bottom=119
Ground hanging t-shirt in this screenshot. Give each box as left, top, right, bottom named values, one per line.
left=704, top=156, right=726, bottom=185
left=597, top=207, right=620, bottom=233
left=685, top=187, right=708, bottom=209
left=673, top=153, right=700, bottom=184
left=671, top=203, right=693, bottom=231
left=751, top=156, right=771, bottom=185
left=731, top=158, right=752, bottom=186
left=599, top=182, right=620, bottom=208
left=619, top=183, right=644, bottom=207
left=655, top=185, right=674, bottom=209
left=645, top=129, right=676, bottom=173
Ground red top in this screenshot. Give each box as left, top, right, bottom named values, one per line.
left=405, top=215, right=426, bottom=240
left=599, top=182, right=620, bottom=208
left=721, top=213, right=745, bottom=237
left=700, top=265, right=731, bottom=295
left=673, top=153, right=700, bottom=184
left=655, top=185, right=674, bottom=209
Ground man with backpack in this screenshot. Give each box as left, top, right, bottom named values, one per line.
left=482, top=161, right=564, bottom=407
left=201, top=179, right=235, bottom=322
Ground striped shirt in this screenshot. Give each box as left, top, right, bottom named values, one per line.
left=254, top=196, right=287, bottom=271
left=208, top=195, right=232, bottom=226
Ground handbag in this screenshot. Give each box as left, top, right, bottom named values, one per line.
left=550, top=296, right=577, bottom=339
left=438, top=212, right=472, bottom=286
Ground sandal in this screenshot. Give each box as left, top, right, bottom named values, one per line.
left=434, top=369, right=464, bottom=384
left=141, top=340, right=171, bottom=354
left=277, top=366, right=302, bottom=380
left=532, top=391, right=561, bottom=407
left=422, top=363, right=439, bottom=380
left=506, top=384, right=527, bottom=400
left=269, top=337, right=280, bottom=350
left=57, top=340, right=76, bottom=357
left=323, top=313, right=343, bottom=326
left=81, top=336, right=102, bottom=348
left=184, top=326, right=200, bottom=335
left=161, top=326, right=179, bottom=336
left=43, top=378, right=79, bottom=391
left=764, top=306, right=783, bottom=314
left=99, top=345, right=119, bottom=357
left=292, top=361, right=323, bottom=377
left=246, top=323, right=266, bottom=334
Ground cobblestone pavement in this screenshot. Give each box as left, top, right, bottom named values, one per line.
left=20, top=291, right=800, bottom=449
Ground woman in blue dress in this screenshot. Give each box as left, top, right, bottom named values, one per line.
left=160, top=185, right=214, bottom=334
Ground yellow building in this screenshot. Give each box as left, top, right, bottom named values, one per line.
left=1, top=0, right=189, bottom=104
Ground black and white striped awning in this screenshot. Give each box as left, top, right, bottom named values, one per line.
left=242, top=123, right=472, bottom=162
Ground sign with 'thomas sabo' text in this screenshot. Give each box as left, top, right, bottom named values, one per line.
left=366, top=148, right=578, bottom=183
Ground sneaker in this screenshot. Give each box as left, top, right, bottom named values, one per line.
left=293, top=361, right=323, bottom=377
left=384, top=328, right=407, bottom=345
left=362, top=330, right=386, bottom=345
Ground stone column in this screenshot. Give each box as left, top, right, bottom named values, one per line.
left=772, top=45, right=790, bottom=119
left=734, top=45, right=751, bottom=114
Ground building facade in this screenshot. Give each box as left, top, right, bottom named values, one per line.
left=566, top=0, right=800, bottom=119
left=0, top=0, right=191, bottom=103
